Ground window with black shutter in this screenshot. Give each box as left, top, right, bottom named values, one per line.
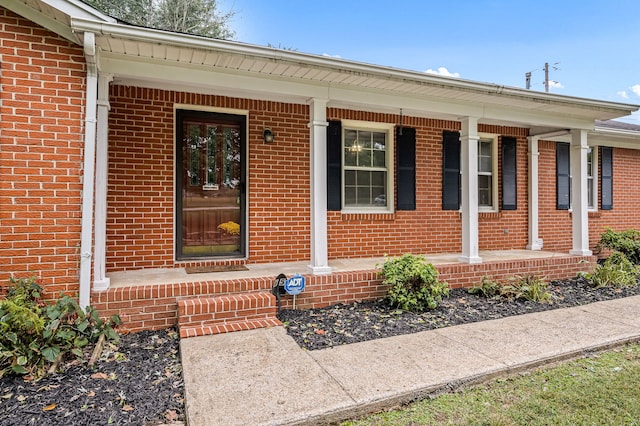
left=396, top=127, right=416, bottom=210
left=327, top=120, right=342, bottom=211
left=442, top=131, right=461, bottom=210
left=501, top=137, right=517, bottom=210
left=601, top=146, right=613, bottom=210
left=556, top=142, right=571, bottom=210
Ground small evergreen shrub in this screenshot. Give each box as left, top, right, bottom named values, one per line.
left=0, top=276, right=121, bottom=379
left=468, top=276, right=501, bottom=298
left=379, top=254, right=449, bottom=311
left=588, top=251, right=639, bottom=289
left=597, top=228, right=640, bottom=264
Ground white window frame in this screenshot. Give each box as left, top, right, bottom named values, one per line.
left=587, top=146, right=598, bottom=211
left=341, top=119, right=395, bottom=213
left=478, top=133, right=498, bottom=212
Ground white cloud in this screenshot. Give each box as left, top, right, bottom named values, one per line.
left=618, top=90, right=629, bottom=99
left=631, top=84, right=640, bottom=97
left=548, top=81, right=564, bottom=89
left=323, top=53, right=342, bottom=59
left=425, top=67, right=460, bottom=78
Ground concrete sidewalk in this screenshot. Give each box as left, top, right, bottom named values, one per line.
left=180, top=295, right=640, bottom=426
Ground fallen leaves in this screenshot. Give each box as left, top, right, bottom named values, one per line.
left=42, top=403, right=57, bottom=411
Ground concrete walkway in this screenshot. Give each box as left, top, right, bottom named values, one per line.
left=180, top=295, right=640, bottom=426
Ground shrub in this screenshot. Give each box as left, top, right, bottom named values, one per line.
left=468, top=276, right=501, bottom=298
left=597, top=228, right=640, bottom=264
left=379, top=254, right=449, bottom=311
left=500, top=274, right=552, bottom=303
left=588, top=251, right=639, bottom=289
left=0, top=276, right=121, bottom=379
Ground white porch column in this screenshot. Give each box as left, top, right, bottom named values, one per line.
left=459, top=117, right=482, bottom=264
left=569, top=129, right=592, bottom=256
left=307, top=98, right=332, bottom=274
left=93, top=73, right=113, bottom=291
left=526, top=136, right=543, bottom=250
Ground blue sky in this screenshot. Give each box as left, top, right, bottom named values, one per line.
left=219, top=0, right=640, bottom=123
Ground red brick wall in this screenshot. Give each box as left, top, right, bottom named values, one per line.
left=326, top=109, right=530, bottom=258
left=0, top=7, right=85, bottom=296
left=538, top=142, right=640, bottom=253
left=106, top=87, right=311, bottom=271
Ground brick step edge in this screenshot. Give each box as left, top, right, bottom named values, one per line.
left=179, top=317, right=282, bottom=338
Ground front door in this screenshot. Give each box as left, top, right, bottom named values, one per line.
left=176, top=110, right=246, bottom=259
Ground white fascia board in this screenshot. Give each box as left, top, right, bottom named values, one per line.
left=1, top=0, right=76, bottom=41
left=588, top=129, right=640, bottom=150
left=1, top=0, right=114, bottom=43
left=41, top=0, right=115, bottom=22
left=70, top=18, right=639, bottom=120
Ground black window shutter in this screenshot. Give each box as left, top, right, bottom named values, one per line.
left=442, top=130, right=461, bottom=210
left=601, top=146, right=613, bottom=210
left=327, top=120, right=342, bottom=211
left=556, top=142, right=571, bottom=210
left=396, top=127, right=416, bottom=210
left=501, top=137, right=517, bottom=210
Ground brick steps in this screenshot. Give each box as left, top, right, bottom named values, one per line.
left=177, top=292, right=281, bottom=338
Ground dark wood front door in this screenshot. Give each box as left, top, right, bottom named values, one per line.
left=176, top=110, right=245, bottom=259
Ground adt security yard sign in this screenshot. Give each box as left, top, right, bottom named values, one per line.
left=284, top=274, right=305, bottom=296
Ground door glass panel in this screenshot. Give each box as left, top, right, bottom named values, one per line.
left=179, top=115, right=242, bottom=257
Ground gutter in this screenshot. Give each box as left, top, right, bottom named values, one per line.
left=78, top=31, right=98, bottom=310
left=69, top=18, right=640, bottom=117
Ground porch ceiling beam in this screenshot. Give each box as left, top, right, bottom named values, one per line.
left=99, top=55, right=597, bottom=131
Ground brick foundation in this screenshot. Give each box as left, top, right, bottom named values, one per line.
left=93, top=254, right=594, bottom=333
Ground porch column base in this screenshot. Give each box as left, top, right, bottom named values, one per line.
left=569, top=249, right=593, bottom=256
left=526, top=239, right=544, bottom=251
left=458, top=255, right=483, bottom=264
left=308, top=265, right=333, bottom=275
left=93, top=278, right=111, bottom=292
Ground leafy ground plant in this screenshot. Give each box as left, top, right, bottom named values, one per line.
left=468, top=274, right=551, bottom=303
left=344, top=343, right=640, bottom=426
left=0, top=277, right=121, bottom=379
left=588, top=251, right=640, bottom=288
left=379, top=254, right=449, bottom=311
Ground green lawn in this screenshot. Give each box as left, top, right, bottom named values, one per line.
left=344, top=343, right=640, bottom=426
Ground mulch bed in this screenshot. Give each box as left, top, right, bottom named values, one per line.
left=2, top=277, right=640, bottom=425
left=278, top=277, right=640, bottom=351
left=0, top=329, right=184, bottom=426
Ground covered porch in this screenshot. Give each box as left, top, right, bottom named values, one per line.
left=93, top=250, right=595, bottom=336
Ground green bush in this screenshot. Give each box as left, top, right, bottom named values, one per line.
left=597, top=228, right=640, bottom=264
left=588, top=251, right=639, bottom=289
left=379, top=254, right=449, bottom=311
left=468, top=276, right=501, bottom=298
left=500, top=274, right=552, bottom=303
left=0, top=276, right=121, bottom=379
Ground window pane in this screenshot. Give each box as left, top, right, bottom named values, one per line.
left=344, top=170, right=356, bottom=185
left=371, top=171, right=385, bottom=186
left=478, top=175, right=492, bottom=206
left=588, top=178, right=594, bottom=208
left=344, top=130, right=357, bottom=149
left=373, top=132, right=386, bottom=150
left=356, top=170, right=370, bottom=185
left=358, top=149, right=372, bottom=167
left=479, top=156, right=492, bottom=172
left=357, top=187, right=370, bottom=204
left=587, top=148, right=593, bottom=177
left=373, top=150, right=386, bottom=167
left=344, top=187, right=357, bottom=205
left=344, top=149, right=357, bottom=167
left=359, top=131, right=372, bottom=149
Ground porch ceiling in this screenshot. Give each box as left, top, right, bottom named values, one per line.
left=66, top=18, right=639, bottom=131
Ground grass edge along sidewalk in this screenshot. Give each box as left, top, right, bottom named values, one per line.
left=344, top=343, right=640, bottom=426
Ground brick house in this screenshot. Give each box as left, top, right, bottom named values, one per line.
left=2, top=0, right=640, bottom=335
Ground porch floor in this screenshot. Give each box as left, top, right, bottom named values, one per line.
left=107, top=249, right=573, bottom=288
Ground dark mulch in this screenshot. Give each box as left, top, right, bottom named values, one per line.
left=279, top=277, right=640, bottom=351
left=0, top=329, right=184, bottom=426
left=2, top=278, right=640, bottom=425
